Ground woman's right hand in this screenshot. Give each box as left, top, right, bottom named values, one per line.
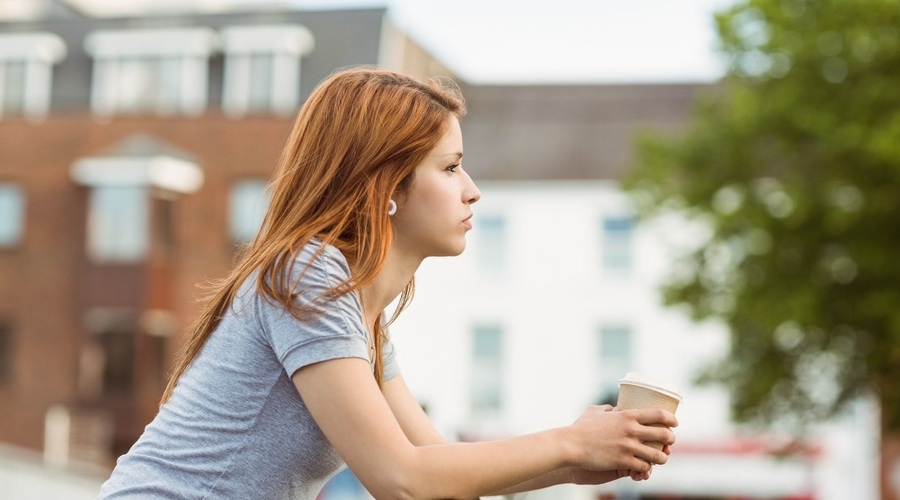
left=566, top=404, right=677, bottom=473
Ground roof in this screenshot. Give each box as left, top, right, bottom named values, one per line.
left=461, top=82, right=714, bottom=180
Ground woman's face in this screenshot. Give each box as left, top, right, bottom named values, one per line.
left=392, top=115, right=481, bottom=259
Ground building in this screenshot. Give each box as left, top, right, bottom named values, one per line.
left=0, top=1, right=881, bottom=499
left=391, top=179, right=880, bottom=500
left=0, top=0, right=453, bottom=468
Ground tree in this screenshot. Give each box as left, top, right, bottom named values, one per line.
left=622, top=0, right=900, bottom=436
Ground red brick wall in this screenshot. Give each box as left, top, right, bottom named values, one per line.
left=0, top=113, right=293, bottom=457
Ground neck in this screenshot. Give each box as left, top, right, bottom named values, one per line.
left=358, top=244, right=422, bottom=330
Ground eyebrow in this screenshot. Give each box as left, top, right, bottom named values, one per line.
left=434, top=151, right=463, bottom=162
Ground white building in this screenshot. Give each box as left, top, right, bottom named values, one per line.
left=389, top=180, right=880, bottom=500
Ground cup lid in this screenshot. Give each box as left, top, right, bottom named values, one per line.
left=618, top=372, right=682, bottom=401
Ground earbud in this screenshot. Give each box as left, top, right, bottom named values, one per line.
left=388, top=199, right=397, bottom=216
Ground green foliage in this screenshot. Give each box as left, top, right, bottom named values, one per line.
left=622, top=0, right=900, bottom=431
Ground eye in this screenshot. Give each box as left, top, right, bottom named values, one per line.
left=445, top=163, right=460, bottom=173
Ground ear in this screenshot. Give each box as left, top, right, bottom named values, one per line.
left=391, top=177, right=414, bottom=209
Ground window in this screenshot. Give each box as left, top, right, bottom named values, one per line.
left=220, top=25, right=314, bottom=116
left=0, top=32, right=66, bottom=119
left=83, top=308, right=136, bottom=395
left=476, top=216, right=507, bottom=271
left=84, top=28, right=216, bottom=116
left=0, top=60, right=25, bottom=114
left=471, top=324, right=504, bottom=414
left=87, top=186, right=150, bottom=262
left=601, top=216, right=634, bottom=271
left=155, top=196, right=175, bottom=254
left=138, top=309, right=177, bottom=389
left=229, top=180, right=270, bottom=243
left=0, top=183, right=25, bottom=247
left=0, top=322, right=12, bottom=381
left=97, top=329, right=135, bottom=394
left=597, top=324, right=633, bottom=401
left=71, top=152, right=204, bottom=262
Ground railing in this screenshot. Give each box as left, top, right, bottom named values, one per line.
left=0, top=442, right=106, bottom=500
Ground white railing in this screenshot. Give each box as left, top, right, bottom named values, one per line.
left=0, top=443, right=105, bottom=500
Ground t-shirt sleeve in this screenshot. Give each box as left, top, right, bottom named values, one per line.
left=381, top=337, right=400, bottom=382
left=256, top=244, right=370, bottom=378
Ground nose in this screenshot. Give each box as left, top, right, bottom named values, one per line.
left=464, top=172, right=481, bottom=204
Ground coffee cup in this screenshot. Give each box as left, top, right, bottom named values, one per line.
left=616, top=372, right=682, bottom=450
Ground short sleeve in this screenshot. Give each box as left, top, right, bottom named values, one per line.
left=381, top=337, right=400, bottom=382
left=256, top=242, right=370, bottom=378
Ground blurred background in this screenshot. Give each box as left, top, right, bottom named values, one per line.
left=0, top=0, right=897, bottom=499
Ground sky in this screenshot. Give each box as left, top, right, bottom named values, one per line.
left=273, top=0, right=739, bottom=84
left=40, top=0, right=740, bottom=84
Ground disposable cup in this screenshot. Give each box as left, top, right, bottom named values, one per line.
left=616, top=372, right=682, bottom=450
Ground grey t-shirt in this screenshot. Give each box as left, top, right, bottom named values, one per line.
left=98, top=240, right=399, bottom=499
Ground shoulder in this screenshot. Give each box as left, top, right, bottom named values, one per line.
left=287, top=240, right=358, bottom=312
left=294, top=238, right=350, bottom=278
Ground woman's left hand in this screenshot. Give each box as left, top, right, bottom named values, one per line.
left=569, top=442, right=672, bottom=484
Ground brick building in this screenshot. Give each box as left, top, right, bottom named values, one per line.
left=0, top=0, right=704, bottom=473
left=0, top=2, right=461, bottom=467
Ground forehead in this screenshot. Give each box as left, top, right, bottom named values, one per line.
left=428, top=115, right=463, bottom=159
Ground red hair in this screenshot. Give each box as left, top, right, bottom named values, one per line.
left=161, top=68, right=466, bottom=403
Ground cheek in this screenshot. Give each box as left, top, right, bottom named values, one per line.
left=405, top=183, right=443, bottom=212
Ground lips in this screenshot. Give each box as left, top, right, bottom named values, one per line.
left=462, top=214, right=473, bottom=229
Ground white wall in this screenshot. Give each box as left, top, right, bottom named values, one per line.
left=389, top=180, right=879, bottom=499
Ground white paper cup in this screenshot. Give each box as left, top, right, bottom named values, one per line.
left=616, top=372, right=682, bottom=450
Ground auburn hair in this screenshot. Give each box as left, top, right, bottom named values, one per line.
left=161, top=67, right=466, bottom=404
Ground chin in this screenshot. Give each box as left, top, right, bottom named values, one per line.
left=434, top=241, right=467, bottom=258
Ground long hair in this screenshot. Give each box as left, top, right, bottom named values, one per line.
left=161, top=68, right=466, bottom=403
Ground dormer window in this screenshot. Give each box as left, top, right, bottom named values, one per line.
left=84, top=28, right=217, bottom=117
left=0, top=32, right=66, bottom=119
left=71, top=142, right=204, bottom=262
left=220, top=24, right=314, bottom=116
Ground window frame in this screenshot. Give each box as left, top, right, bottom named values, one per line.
left=600, top=215, right=635, bottom=272
left=0, top=320, right=13, bottom=382
left=475, top=214, right=508, bottom=273
left=83, top=27, right=217, bottom=117
left=228, top=178, right=271, bottom=244
left=0, top=32, right=66, bottom=119
left=0, top=182, right=26, bottom=249
left=470, top=323, right=505, bottom=415
left=220, top=24, right=314, bottom=117
left=597, top=323, right=634, bottom=402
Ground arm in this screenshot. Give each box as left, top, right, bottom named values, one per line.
left=382, top=375, right=651, bottom=495
left=382, top=374, right=447, bottom=446
left=293, top=358, right=676, bottom=500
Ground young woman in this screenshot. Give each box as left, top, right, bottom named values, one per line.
left=98, top=67, right=677, bottom=499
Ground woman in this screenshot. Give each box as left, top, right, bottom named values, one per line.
left=98, top=67, right=677, bottom=499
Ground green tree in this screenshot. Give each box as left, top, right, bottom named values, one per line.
left=623, top=0, right=900, bottom=434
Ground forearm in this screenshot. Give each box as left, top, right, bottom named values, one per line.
left=483, top=467, right=573, bottom=496
left=383, top=428, right=575, bottom=499
left=484, top=466, right=629, bottom=496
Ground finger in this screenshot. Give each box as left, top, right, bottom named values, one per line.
left=647, top=427, right=676, bottom=446
left=633, top=445, right=669, bottom=466
left=632, top=408, right=678, bottom=427
left=627, top=423, right=676, bottom=448
left=649, top=448, right=668, bottom=466
left=622, top=455, right=655, bottom=473
left=629, top=466, right=650, bottom=481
